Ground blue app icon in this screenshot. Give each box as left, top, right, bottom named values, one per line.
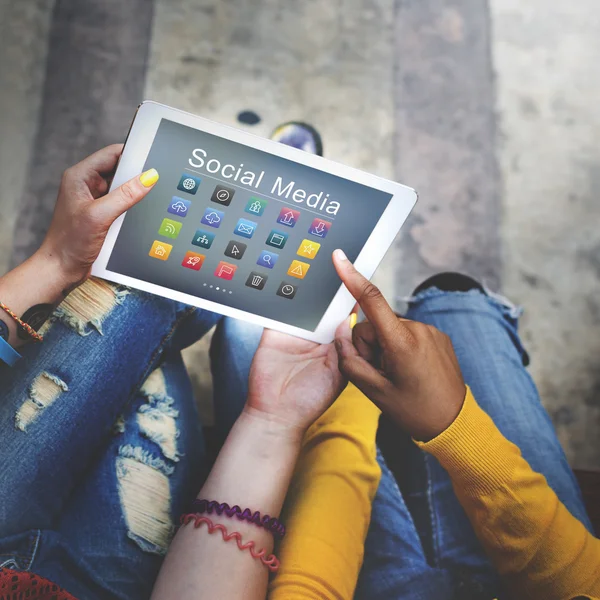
left=256, top=250, right=279, bottom=269
left=177, top=173, right=201, bottom=195
left=167, top=196, right=191, bottom=218
left=234, top=218, right=257, bottom=239
left=201, top=207, right=225, bottom=228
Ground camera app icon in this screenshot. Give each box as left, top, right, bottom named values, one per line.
left=211, top=184, right=235, bottom=206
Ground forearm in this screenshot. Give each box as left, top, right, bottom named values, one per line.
left=419, top=387, right=600, bottom=599
left=0, top=249, right=77, bottom=348
left=151, top=408, right=303, bottom=600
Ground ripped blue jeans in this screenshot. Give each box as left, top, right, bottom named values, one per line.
left=0, top=278, right=260, bottom=600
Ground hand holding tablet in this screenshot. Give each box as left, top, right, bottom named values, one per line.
left=92, top=102, right=417, bottom=342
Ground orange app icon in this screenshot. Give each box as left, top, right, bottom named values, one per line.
left=287, top=260, right=310, bottom=279
left=149, top=240, right=173, bottom=261
left=182, top=251, right=205, bottom=271
left=296, top=239, right=321, bottom=260
left=214, top=261, right=237, bottom=280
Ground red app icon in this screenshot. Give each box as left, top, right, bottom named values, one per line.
left=308, top=217, right=332, bottom=239
left=277, top=207, right=301, bottom=228
left=182, top=251, right=205, bottom=271
left=214, top=261, right=237, bottom=280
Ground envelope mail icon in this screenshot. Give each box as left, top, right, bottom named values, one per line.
left=234, top=218, right=257, bottom=239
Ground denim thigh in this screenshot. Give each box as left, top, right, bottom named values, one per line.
left=0, top=351, right=206, bottom=600
left=0, top=279, right=219, bottom=538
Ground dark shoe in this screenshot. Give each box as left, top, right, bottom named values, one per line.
left=412, top=272, right=485, bottom=297
left=270, top=121, right=323, bottom=156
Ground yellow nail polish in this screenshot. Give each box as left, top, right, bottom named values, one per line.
left=140, top=168, right=159, bottom=187
left=350, top=313, right=357, bottom=329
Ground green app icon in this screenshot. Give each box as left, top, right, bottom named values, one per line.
left=244, top=197, right=268, bottom=217
left=158, top=218, right=183, bottom=239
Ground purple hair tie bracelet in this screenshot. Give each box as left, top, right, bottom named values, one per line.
left=191, top=499, right=286, bottom=538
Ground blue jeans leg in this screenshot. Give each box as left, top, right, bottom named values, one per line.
left=0, top=280, right=220, bottom=597
left=399, top=288, right=592, bottom=588
left=355, top=449, right=453, bottom=600
left=358, top=288, right=592, bottom=599
left=32, top=351, right=205, bottom=600
left=209, top=317, right=263, bottom=443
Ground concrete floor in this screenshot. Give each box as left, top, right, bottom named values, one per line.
left=0, top=0, right=599, bottom=468
left=492, top=0, right=600, bottom=468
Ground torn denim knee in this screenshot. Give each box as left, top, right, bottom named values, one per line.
left=40, top=278, right=129, bottom=337
left=137, top=368, right=181, bottom=462
left=402, top=285, right=523, bottom=320
left=116, top=445, right=174, bottom=555
left=115, top=366, right=185, bottom=555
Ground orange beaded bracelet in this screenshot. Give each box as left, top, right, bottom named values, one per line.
left=0, top=301, right=44, bottom=342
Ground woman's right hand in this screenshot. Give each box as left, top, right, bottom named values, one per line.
left=332, top=249, right=466, bottom=442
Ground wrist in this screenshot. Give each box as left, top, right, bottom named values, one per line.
left=239, top=406, right=305, bottom=448
left=34, top=245, right=87, bottom=292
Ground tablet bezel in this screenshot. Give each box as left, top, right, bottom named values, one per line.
left=92, top=101, right=417, bottom=343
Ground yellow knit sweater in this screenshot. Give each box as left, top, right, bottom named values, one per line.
left=269, top=385, right=600, bottom=600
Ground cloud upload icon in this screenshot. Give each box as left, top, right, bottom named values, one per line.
left=168, top=196, right=191, bottom=217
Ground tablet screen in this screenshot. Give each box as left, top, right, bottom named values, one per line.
left=107, top=119, right=393, bottom=331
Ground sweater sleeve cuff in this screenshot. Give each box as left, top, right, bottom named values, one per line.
left=415, top=386, right=523, bottom=495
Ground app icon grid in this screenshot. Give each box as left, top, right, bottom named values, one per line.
left=150, top=172, right=336, bottom=298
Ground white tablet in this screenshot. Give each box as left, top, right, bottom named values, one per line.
left=92, top=101, right=417, bottom=343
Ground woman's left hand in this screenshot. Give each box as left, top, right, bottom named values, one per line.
left=41, top=144, right=159, bottom=284
left=246, top=321, right=350, bottom=435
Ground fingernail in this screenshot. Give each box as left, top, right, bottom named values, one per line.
left=349, top=313, right=357, bottom=329
left=140, top=168, right=159, bottom=187
left=334, top=249, right=348, bottom=261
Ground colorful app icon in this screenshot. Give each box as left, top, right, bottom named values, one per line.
left=224, top=240, right=247, bottom=260
left=296, top=238, right=321, bottom=260
left=246, top=271, right=268, bottom=290
left=257, top=250, right=278, bottom=269
left=211, top=184, right=235, bottom=206
left=181, top=251, right=205, bottom=271
left=168, top=196, right=191, bottom=217
left=245, top=197, right=267, bottom=216
left=276, top=281, right=298, bottom=299
left=214, top=261, right=237, bottom=280
left=287, top=260, right=310, bottom=279
left=191, top=229, right=215, bottom=249
left=201, top=207, right=225, bottom=228
left=234, top=218, right=257, bottom=239
left=266, top=230, right=288, bottom=250
left=277, top=207, right=300, bottom=228
left=177, top=173, right=201, bottom=195
left=149, top=240, right=173, bottom=261
left=158, top=218, right=183, bottom=240
left=308, top=217, right=332, bottom=238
